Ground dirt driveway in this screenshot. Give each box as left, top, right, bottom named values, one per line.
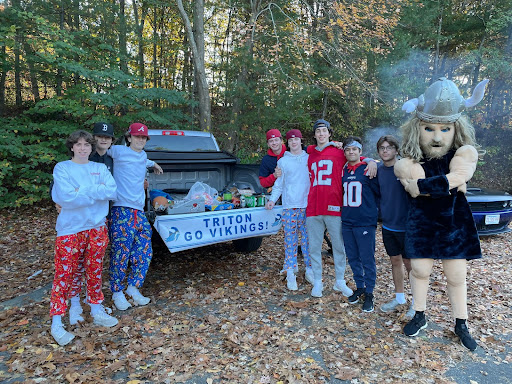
left=1, top=206, right=511, bottom=383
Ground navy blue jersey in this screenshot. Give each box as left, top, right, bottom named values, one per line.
left=341, top=163, right=380, bottom=226
left=377, top=163, right=408, bottom=231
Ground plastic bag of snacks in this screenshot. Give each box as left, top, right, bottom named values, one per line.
left=185, top=182, right=219, bottom=205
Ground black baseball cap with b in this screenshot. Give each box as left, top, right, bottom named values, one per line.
left=93, top=122, right=115, bottom=138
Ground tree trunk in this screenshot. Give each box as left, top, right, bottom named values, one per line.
left=433, top=0, right=444, bottom=80
left=119, top=0, right=128, bottom=74
left=227, top=0, right=262, bottom=152
left=13, top=0, right=22, bottom=106
left=0, top=45, right=6, bottom=116
left=152, top=5, right=159, bottom=110
left=133, top=0, right=148, bottom=83
left=56, top=0, right=65, bottom=97
left=176, top=0, right=211, bottom=132
left=22, top=39, right=40, bottom=103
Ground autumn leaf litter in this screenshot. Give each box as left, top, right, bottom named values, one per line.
left=0, top=206, right=511, bottom=383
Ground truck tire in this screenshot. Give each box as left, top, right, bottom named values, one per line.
left=232, top=237, right=263, bottom=253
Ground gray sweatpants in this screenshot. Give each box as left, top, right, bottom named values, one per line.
left=306, top=215, right=347, bottom=283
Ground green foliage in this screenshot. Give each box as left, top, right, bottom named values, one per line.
left=0, top=117, right=71, bottom=208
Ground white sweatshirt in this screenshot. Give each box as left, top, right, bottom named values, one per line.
left=52, top=160, right=117, bottom=237
left=269, top=150, right=310, bottom=209
left=108, top=145, right=155, bottom=211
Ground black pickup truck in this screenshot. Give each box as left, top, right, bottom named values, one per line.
left=144, top=129, right=283, bottom=253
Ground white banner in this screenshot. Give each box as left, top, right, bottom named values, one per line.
left=154, top=206, right=283, bottom=253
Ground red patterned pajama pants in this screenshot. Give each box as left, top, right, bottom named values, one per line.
left=50, top=226, right=108, bottom=316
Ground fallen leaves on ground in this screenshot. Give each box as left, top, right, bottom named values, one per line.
left=0, top=205, right=511, bottom=383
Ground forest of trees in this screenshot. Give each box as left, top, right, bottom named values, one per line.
left=0, top=0, right=511, bottom=207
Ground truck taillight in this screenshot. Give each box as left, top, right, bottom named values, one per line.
left=162, top=131, right=185, bottom=136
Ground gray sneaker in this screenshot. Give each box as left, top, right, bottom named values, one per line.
left=405, top=304, right=415, bottom=320
left=380, top=298, right=401, bottom=313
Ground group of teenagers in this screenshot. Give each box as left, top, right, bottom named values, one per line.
left=49, top=122, right=163, bottom=346
left=50, top=77, right=486, bottom=352
left=260, top=124, right=413, bottom=315
left=260, top=77, right=490, bottom=352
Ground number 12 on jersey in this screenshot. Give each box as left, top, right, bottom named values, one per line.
left=311, top=160, right=333, bottom=186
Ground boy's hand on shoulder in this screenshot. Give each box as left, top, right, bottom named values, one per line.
left=333, top=141, right=344, bottom=150
left=365, top=160, right=378, bottom=179
left=274, top=167, right=282, bottom=178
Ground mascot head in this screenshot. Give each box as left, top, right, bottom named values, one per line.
left=400, top=77, right=488, bottom=161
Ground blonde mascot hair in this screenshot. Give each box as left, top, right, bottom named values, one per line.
left=399, top=115, right=478, bottom=162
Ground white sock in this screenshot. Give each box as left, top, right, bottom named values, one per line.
left=126, top=285, right=139, bottom=295
left=286, top=269, right=294, bottom=277
left=52, top=315, right=63, bottom=328
left=395, top=292, right=406, bottom=304
left=70, top=296, right=81, bottom=306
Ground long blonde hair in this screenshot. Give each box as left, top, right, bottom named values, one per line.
left=400, top=115, right=478, bottom=161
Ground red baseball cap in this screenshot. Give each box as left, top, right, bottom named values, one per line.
left=129, top=123, right=150, bottom=139
left=286, top=129, right=302, bottom=141
left=266, top=129, right=282, bottom=141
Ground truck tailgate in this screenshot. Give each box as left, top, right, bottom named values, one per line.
left=153, top=206, right=284, bottom=253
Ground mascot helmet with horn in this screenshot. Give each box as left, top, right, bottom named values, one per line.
left=402, top=77, right=489, bottom=123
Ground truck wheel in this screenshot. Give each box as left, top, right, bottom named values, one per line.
left=233, top=237, right=263, bottom=253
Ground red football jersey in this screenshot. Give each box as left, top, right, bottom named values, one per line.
left=306, top=144, right=348, bottom=217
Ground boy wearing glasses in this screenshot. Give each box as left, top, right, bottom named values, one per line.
left=376, top=135, right=413, bottom=318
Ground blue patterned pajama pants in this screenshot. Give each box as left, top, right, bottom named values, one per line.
left=281, top=208, right=311, bottom=273
left=109, top=206, right=153, bottom=293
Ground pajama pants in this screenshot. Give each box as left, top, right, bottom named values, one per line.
left=410, top=258, right=468, bottom=319
left=281, top=208, right=311, bottom=273
left=342, top=224, right=377, bottom=294
left=70, top=216, right=112, bottom=299
left=109, top=206, right=153, bottom=293
left=50, top=226, right=108, bottom=316
left=306, top=215, right=347, bottom=282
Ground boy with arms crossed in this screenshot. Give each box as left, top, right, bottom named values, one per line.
left=50, top=130, right=118, bottom=346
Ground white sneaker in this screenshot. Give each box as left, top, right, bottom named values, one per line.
left=92, top=306, right=119, bottom=327
left=311, top=281, right=323, bottom=298
left=333, top=280, right=353, bottom=297
left=51, top=325, right=75, bottom=346
left=305, top=268, right=314, bottom=285
left=69, top=304, right=84, bottom=325
left=126, top=286, right=150, bottom=306
left=405, top=304, right=415, bottom=320
left=380, top=298, right=401, bottom=313
left=113, top=291, right=132, bottom=311
left=286, top=272, right=298, bottom=291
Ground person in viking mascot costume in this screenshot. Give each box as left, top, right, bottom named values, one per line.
left=394, top=77, right=489, bottom=351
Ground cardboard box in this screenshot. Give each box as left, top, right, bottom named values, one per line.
left=167, top=198, right=205, bottom=215
left=206, top=203, right=235, bottom=211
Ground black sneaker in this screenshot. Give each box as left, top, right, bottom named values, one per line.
left=348, top=288, right=365, bottom=304
left=455, top=323, right=477, bottom=351
left=403, top=312, right=427, bottom=337
left=362, top=293, right=374, bottom=313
